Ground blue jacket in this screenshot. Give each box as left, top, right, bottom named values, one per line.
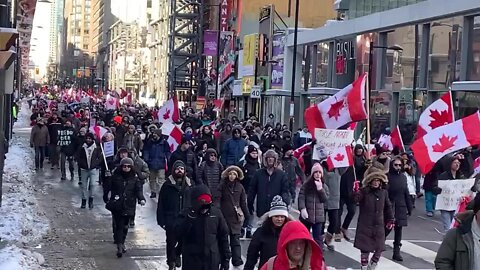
left=143, top=138, right=171, bottom=170
left=221, top=137, right=247, bottom=166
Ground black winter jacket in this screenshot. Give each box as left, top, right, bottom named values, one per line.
left=76, top=143, right=103, bottom=170
left=168, top=147, right=198, bottom=183
left=103, top=170, right=145, bottom=216
left=248, top=168, right=290, bottom=217
left=387, top=169, right=413, bottom=227
left=156, top=175, right=193, bottom=228
left=237, top=157, right=261, bottom=194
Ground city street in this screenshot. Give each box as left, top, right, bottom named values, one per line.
left=11, top=125, right=443, bottom=270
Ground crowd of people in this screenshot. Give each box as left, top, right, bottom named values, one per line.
left=26, top=88, right=480, bottom=270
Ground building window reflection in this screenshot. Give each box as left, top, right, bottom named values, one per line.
left=470, top=16, right=480, bottom=80
left=316, top=43, right=329, bottom=86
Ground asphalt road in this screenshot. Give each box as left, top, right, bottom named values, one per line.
left=18, top=125, right=443, bottom=270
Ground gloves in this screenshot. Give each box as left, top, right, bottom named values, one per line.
left=105, top=170, right=112, bottom=177
left=103, top=194, right=109, bottom=204
left=353, top=181, right=360, bottom=192
left=300, top=208, right=309, bottom=220
left=139, top=200, right=146, bottom=206
left=248, top=206, right=254, bottom=216
left=220, top=260, right=230, bottom=270
left=314, top=180, right=323, bottom=190
left=386, top=220, right=395, bottom=230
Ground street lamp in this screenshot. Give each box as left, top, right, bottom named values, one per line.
left=289, top=0, right=300, bottom=131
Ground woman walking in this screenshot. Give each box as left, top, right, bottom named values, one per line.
left=216, top=165, right=249, bottom=267
left=103, top=157, right=146, bottom=258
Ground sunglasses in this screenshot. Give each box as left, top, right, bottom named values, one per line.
left=393, top=163, right=402, bottom=167
left=122, top=165, right=132, bottom=168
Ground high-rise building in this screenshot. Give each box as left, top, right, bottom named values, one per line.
left=90, top=0, right=113, bottom=90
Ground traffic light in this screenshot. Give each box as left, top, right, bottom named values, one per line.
left=35, top=67, right=39, bottom=75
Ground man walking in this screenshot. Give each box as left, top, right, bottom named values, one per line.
left=143, top=129, right=171, bottom=198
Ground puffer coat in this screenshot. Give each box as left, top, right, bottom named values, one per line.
left=217, top=180, right=249, bottom=234
left=387, top=168, right=413, bottom=227
left=103, top=169, right=146, bottom=216
left=298, top=178, right=329, bottom=224
left=324, top=169, right=341, bottom=210
left=197, top=160, right=223, bottom=199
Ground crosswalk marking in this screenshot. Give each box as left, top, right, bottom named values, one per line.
left=132, top=255, right=248, bottom=270
left=385, top=240, right=437, bottom=265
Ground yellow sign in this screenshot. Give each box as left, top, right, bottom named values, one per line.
left=242, top=76, right=254, bottom=94
left=243, top=34, right=258, bottom=67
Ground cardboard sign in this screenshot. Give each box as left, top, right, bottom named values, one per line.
left=435, top=179, right=475, bottom=211
left=103, top=141, right=115, bottom=158
left=57, top=129, right=74, bottom=147
left=312, top=128, right=354, bottom=161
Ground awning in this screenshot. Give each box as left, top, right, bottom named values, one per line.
left=0, top=49, right=16, bottom=70
left=0, top=28, right=19, bottom=51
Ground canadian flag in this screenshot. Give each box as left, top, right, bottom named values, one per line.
left=417, top=91, right=454, bottom=138
left=347, top=122, right=357, bottom=130
left=161, top=121, right=184, bottom=152
left=157, top=97, right=180, bottom=124
left=411, top=112, right=480, bottom=174
left=377, top=126, right=405, bottom=152
left=304, top=74, right=368, bottom=134
left=326, top=145, right=354, bottom=171
left=89, top=125, right=108, bottom=141
left=105, top=94, right=119, bottom=110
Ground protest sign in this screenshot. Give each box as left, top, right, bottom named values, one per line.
left=103, top=141, right=115, bottom=158
left=436, top=179, right=475, bottom=211
left=312, top=128, right=354, bottom=160
left=57, top=129, right=75, bottom=147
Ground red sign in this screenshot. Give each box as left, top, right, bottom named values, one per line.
left=220, top=0, right=232, bottom=31
left=336, top=55, right=346, bottom=75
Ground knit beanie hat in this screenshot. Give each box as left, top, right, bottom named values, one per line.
left=268, top=195, right=288, bottom=218
left=120, top=157, right=134, bottom=167
left=118, top=147, right=129, bottom=154
left=311, top=163, right=323, bottom=176
left=282, top=143, right=293, bottom=154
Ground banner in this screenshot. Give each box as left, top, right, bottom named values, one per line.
left=219, top=31, right=235, bottom=83
left=271, top=32, right=286, bottom=88
left=436, top=179, right=475, bottom=211
left=242, top=34, right=258, bottom=77
left=17, top=0, right=39, bottom=75
left=203, top=30, right=218, bottom=56
left=312, top=128, right=354, bottom=160
left=103, top=141, right=115, bottom=158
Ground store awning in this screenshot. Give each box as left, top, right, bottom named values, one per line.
left=0, top=49, right=16, bottom=70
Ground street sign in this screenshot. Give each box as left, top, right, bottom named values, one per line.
left=250, top=85, right=261, bottom=99
left=207, top=91, right=216, bottom=100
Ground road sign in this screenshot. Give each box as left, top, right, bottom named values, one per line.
left=207, top=91, right=216, bottom=100
left=250, top=85, right=261, bottom=99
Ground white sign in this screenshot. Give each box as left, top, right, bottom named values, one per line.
left=80, top=97, right=90, bottom=104
left=436, top=179, right=475, bottom=211
left=250, top=85, right=261, bottom=99
left=312, top=128, right=354, bottom=160
left=233, top=80, right=242, bottom=96
left=103, top=141, right=115, bottom=158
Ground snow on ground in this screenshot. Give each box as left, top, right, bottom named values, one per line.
left=0, top=101, right=49, bottom=269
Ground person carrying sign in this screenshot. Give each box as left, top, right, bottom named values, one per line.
left=58, top=119, right=77, bottom=181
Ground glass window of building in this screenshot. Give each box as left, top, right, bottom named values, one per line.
left=316, top=43, right=329, bottom=86
left=470, top=15, right=480, bottom=80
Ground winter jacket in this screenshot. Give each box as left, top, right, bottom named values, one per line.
left=133, top=155, right=149, bottom=183
left=353, top=187, right=394, bottom=253
left=324, top=169, right=341, bottom=210
left=218, top=128, right=232, bottom=154
left=221, top=136, right=248, bottom=166
left=199, top=133, right=216, bottom=150
left=237, top=157, right=261, bottom=194
left=57, top=126, right=76, bottom=156
left=248, top=168, right=291, bottom=217
left=47, top=120, right=63, bottom=145
left=103, top=169, right=146, bottom=216
left=434, top=211, right=476, bottom=270
left=217, top=180, right=249, bottom=234
left=197, top=161, right=223, bottom=199
left=168, top=147, right=198, bottom=183
left=122, top=132, right=143, bottom=153
left=280, top=156, right=306, bottom=184
left=76, top=143, right=103, bottom=170
left=143, top=138, right=171, bottom=170
left=175, top=187, right=231, bottom=270
left=387, top=169, right=413, bottom=227
left=340, top=151, right=366, bottom=202
left=298, top=179, right=329, bottom=224
left=259, top=221, right=325, bottom=270
left=115, top=125, right=127, bottom=148
left=156, top=175, right=193, bottom=228
left=244, top=217, right=293, bottom=270
left=30, top=124, right=50, bottom=147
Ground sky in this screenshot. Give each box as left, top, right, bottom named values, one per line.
left=29, top=1, right=52, bottom=80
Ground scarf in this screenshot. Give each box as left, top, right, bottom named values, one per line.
left=83, top=143, right=97, bottom=169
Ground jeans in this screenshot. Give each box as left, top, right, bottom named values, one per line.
left=338, top=197, right=356, bottom=231
left=425, top=191, right=437, bottom=213
left=301, top=219, right=324, bottom=248
left=80, top=168, right=99, bottom=199
left=230, top=234, right=242, bottom=265
left=149, top=169, right=165, bottom=193
left=48, top=145, right=60, bottom=167
left=165, top=225, right=182, bottom=265
left=326, top=209, right=340, bottom=235
left=112, top=213, right=131, bottom=244
left=60, top=153, right=75, bottom=179
left=440, top=210, right=455, bottom=232
left=34, top=146, right=46, bottom=169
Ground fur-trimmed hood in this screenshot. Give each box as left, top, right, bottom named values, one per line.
left=257, top=211, right=296, bottom=227
left=363, top=164, right=388, bottom=186
left=221, top=165, right=244, bottom=180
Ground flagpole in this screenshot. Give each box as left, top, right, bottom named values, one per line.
left=449, top=90, right=455, bottom=122
left=99, top=141, right=110, bottom=172
left=365, top=73, right=371, bottom=160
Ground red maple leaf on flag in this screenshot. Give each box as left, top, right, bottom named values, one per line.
left=327, top=99, right=344, bottom=120
left=334, top=153, right=345, bottom=161
left=163, top=109, right=171, bottom=120
left=432, top=134, right=458, bottom=153
left=428, top=109, right=451, bottom=129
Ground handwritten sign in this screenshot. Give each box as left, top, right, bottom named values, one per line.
left=103, top=141, right=115, bottom=158
left=435, top=179, right=475, bottom=211
left=312, top=128, right=354, bottom=160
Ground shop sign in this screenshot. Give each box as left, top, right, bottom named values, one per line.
left=335, top=41, right=355, bottom=75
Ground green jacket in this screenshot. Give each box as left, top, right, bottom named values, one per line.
left=434, top=211, right=475, bottom=270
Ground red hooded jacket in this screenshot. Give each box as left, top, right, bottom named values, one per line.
left=260, top=221, right=325, bottom=270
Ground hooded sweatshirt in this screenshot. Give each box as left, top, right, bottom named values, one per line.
left=260, top=221, right=325, bottom=270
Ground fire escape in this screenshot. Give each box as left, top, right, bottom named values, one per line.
left=168, top=0, right=204, bottom=96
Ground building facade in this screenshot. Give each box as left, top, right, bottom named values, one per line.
left=90, top=0, right=113, bottom=91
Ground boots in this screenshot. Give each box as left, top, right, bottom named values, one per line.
left=367, top=261, right=378, bottom=270
left=121, top=243, right=127, bottom=253
left=116, top=244, right=123, bottom=258
left=88, top=197, right=94, bottom=209
left=324, top=232, right=335, bottom=251
left=334, top=233, right=342, bottom=242
left=341, top=227, right=351, bottom=241
left=392, top=244, right=403, bottom=261
left=70, top=172, right=74, bottom=181
left=150, top=192, right=156, bottom=198
left=361, top=266, right=368, bottom=270
left=81, top=199, right=86, bottom=209
left=175, top=255, right=182, bottom=267
left=168, top=262, right=175, bottom=270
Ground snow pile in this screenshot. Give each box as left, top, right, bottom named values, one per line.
left=0, top=101, right=48, bottom=269
left=0, top=245, right=44, bottom=270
